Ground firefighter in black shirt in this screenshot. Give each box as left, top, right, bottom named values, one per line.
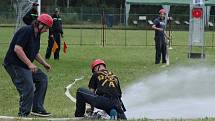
left=23, top=2, right=39, bottom=25
left=152, top=9, right=170, bottom=64
left=45, top=8, right=63, bottom=60
left=74, top=59, right=127, bottom=120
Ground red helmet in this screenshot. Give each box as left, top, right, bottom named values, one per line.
left=159, top=9, right=166, bottom=14
left=90, top=59, right=106, bottom=71
left=37, top=14, right=53, bottom=27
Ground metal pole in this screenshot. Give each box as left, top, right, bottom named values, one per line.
left=67, top=0, right=69, bottom=8
left=169, top=18, right=173, bottom=48
left=212, top=16, right=215, bottom=48
left=144, top=18, right=147, bottom=46
left=104, top=9, right=107, bottom=46
left=80, top=7, right=83, bottom=46
left=101, top=10, right=105, bottom=47
left=37, top=0, right=41, bottom=15
left=124, top=16, right=126, bottom=46
left=124, top=8, right=127, bottom=46
left=124, top=25, right=127, bottom=46
left=212, top=25, right=214, bottom=48
left=80, top=28, right=83, bottom=46
left=145, top=28, right=148, bottom=46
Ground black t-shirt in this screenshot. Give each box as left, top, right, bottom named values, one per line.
left=88, top=69, right=122, bottom=99
left=4, top=25, right=40, bottom=69
left=49, top=14, right=63, bottom=35
left=153, top=17, right=166, bottom=38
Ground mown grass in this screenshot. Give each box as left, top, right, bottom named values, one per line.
left=0, top=27, right=215, bottom=121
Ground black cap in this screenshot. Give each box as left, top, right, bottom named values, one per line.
left=32, top=2, right=39, bottom=6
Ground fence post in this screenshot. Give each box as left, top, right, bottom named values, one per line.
left=212, top=25, right=214, bottom=48
left=101, top=8, right=105, bottom=47
left=145, top=29, right=148, bottom=46
left=124, top=8, right=127, bottom=47
left=80, top=7, right=83, bottom=46
left=213, top=16, right=215, bottom=48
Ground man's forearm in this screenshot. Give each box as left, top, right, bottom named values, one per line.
left=35, top=53, right=47, bottom=66
left=152, top=25, right=163, bottom=31
left=14, top=45, right=32, bottom=67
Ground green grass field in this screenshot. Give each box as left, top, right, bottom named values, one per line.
left=0, top=27, right=215, bottom=121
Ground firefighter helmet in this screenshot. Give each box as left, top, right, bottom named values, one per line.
left=159, top=9, right=166, bottom=14
left=90, top=59, right=106, bottom=71
left=37, top=14, right=53, bottom=27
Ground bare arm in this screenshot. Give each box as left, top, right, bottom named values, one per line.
left=152, top=25, right=170, bottom=40
left=35, top=53, right=51, bottom=71
left=14, top=45, right=31, bottom=66
left=35, top=53, right=46, bottom=65
left=152, top=25, right=163, bottom=31
left=14, top=45, right=37, bottom=72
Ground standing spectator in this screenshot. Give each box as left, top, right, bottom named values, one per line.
left=3, top=14, right=53, bottom=117
left=45, top=8, right=63, bottom=60
left=75, top=59, right=127, bottom=120
left=23, top=2, right=39, bottom=25
left=152, top=9, right=169, bottom=64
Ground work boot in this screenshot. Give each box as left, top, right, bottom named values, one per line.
left=110, top=109, right=117, bottom=120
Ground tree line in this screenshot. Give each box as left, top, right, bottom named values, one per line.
left=0, top=0, right=125, bottom=11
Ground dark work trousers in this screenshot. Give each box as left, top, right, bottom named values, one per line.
left=155, top=37, right=167, bottom=64
left=4, top=64, right=48, bottom=116
left=45, top=32, right=61, bottom=60
left=75, top=88, right=127, bottom=120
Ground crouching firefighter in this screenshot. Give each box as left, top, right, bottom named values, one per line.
left=75, top=59, right=127, bottom=120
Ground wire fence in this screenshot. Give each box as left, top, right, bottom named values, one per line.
left=0, top=7, right=215, bottom=47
